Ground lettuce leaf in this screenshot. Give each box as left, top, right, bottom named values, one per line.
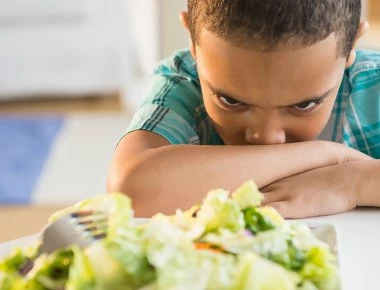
left=235, top=252, right=301, bottom=290
left=196, top=189, right=244, bottom=233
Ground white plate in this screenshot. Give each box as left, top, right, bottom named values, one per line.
left=307, top=222, right=339, bottom=257
left=0, top=220, right=339, bottom=263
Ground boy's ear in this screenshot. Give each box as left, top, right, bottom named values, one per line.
left=179, top=11, right=196, bottom=59
left=345, top=21, right=370, bottom=68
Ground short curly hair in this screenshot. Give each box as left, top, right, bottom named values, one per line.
left=188, top=0, right=361, bottom=56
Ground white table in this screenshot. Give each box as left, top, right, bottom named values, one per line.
left=302, top=208, right=380, bottom=290
left=0, top=209, right=379, bottom=290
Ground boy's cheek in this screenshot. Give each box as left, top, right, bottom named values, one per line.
left=286, top=99, right=338, bottom=142
left=286, top=115, right=331, bottom=142
left=210, top=119, right=244, bottom=145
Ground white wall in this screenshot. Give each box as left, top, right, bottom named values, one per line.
left=125, top=0, right=188, bottom=74
left=160, top=0, right=188, bottom=58
left=123, top=0, right=188, bottom=110
left=125, top=0, right=161, bottom=77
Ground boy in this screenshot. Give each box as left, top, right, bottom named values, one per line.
left=108, top=0, right=380, bottom=218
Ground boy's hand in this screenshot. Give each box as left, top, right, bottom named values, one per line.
left=260, top=161, right=362, bottom=218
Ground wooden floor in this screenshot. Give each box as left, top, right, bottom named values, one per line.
left=0, top=92, right=126, bottom=114
left=0, top=206, right=66, bottom=242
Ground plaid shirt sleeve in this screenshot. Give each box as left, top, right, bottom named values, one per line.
left=124, top=50, right=222, bottom=145
left=321, top=49, right=380, bottom=158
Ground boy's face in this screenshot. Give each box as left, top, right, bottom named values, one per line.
left=193, top=29, right=348, bottom=145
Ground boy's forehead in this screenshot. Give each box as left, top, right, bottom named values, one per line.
left=196, top=28, right=340, bottom=59
left=195, top=29, right=346, bottom=105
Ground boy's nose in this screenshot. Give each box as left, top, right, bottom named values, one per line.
left=245, top=127, right=286, bottom=145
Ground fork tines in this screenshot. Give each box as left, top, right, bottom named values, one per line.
left=70, top=210, right=108, bottom=240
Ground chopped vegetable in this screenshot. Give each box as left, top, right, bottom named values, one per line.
left=0, top=180, right=340, bottom=290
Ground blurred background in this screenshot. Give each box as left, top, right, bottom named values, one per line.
left=0, top=0, right=379, bottom=241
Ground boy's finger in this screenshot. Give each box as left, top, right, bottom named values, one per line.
left=265, top=202, right=289, bottom=217
left=261, top=191, right=288, bottom=205
left=266, top=201, right=310, bottom=219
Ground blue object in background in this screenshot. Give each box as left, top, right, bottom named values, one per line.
left=0, top=116, right=63, bottom=204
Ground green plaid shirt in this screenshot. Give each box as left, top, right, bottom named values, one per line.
left=126, top=49, right=380, bottom=158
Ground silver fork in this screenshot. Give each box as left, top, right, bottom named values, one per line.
left=19, top=210, right=108, bottom=275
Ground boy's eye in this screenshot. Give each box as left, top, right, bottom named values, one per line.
left=293, top=101, right=320, bottom=111
left=218, top=96, right=244, bottom=107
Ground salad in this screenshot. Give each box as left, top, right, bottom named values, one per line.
left=0, top=180, right=340, bottom=290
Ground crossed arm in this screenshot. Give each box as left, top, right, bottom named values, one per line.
left=107, top=130, right=377, bottom=217
left=261, top=158, right=380, bottom=218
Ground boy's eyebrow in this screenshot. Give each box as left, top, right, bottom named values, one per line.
left=206, top=80, right=334, bottom=107
left=206, top=81, right=244, bottom=102
left=287, top=88, right=334, bottom=107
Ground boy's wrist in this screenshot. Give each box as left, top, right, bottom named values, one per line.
left=355, top=160, right=380, bottom=207
left=323, top=141, right=372, bottom=165
left=314, top=141, right=352, bottom=166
